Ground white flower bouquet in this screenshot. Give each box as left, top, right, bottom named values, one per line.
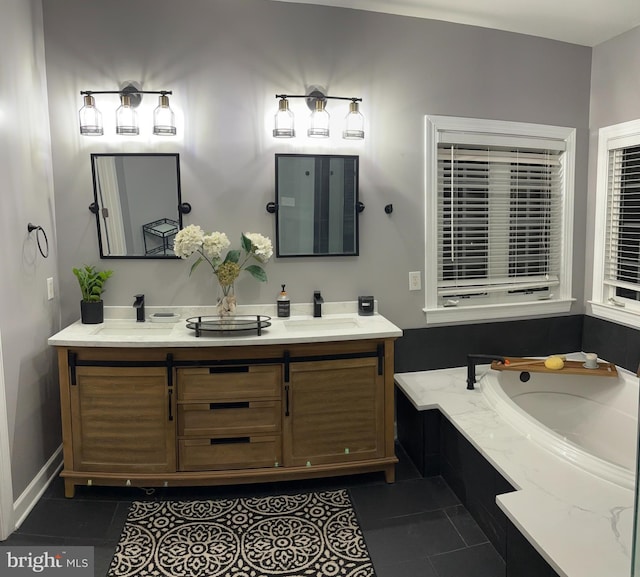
left=173, top=225, right=273, bottom=314
left=174, top=224, right=272, bottom=282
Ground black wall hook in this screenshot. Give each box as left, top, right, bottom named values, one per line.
left=266, top=202, right=277, bottom=214
left=384, top=204, right=393, bottom=214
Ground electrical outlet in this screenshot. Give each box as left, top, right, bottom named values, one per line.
left=47, top=277, right=54, bottom=300
left=408, top=271, right=421, bottom=291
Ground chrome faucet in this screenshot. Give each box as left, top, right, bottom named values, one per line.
left=134, top=294, right=145, bottom=322
left=313, top=291, right=324, bottom=318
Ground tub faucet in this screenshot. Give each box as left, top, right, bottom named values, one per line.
left=466, top=354, right=505, bottom=390
left=313, top=291, right=324, bottom=318
left=134, top=294, right=145, bottom=322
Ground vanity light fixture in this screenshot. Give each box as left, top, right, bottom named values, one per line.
left=115, top=93, right=139, bottom=135
left=78, top=84, right=176, bottom=136
left=153, top=94, right=176, bottom=135
left=308, top=98, right=330, bottom=138
left=78, top=94, right=103, bottom=136
left=343, top=100, right=365, bottom=140
left=273, top=90, right=364, bottom=140
left=273, top=97, right=295, bottom=138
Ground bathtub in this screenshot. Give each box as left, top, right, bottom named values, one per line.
left=480, top=363, right=638, bottom=490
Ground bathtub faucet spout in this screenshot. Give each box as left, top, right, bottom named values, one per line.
left=466, top=354, right=506, bottom=390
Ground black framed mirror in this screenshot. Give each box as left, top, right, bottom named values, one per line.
left=90, top=153, right=184, bottom=259
left=274, top=154, right=359, bottom=257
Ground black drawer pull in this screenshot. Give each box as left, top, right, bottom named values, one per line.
left=208, top=366, right=249, bottom=374
left=210, top=437, right=250, bottom=445
left=209, top=402, right=250, bottom=410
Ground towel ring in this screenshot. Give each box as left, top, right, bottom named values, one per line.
left=27, top=223, right=49, bottom=258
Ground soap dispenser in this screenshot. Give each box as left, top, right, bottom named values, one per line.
left=277, top=284, right=290, bottom=318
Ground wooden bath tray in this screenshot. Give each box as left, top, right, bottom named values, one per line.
left=490, top=357, right=618, bottom=377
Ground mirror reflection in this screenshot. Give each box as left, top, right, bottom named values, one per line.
left=90, top=153, right=183, bottom=258
left=275, top=154, right=359, bottom=257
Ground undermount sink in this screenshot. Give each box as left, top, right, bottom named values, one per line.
left=93, top=321, right=175, bottom=336
left=284, top=317, right=361, bottom=331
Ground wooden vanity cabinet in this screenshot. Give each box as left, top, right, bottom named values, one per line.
left=283, top=356, right=384, bottom=467
left=176, top=364, right=283, bottom=471
left=70, top=366, right=175, bottom=473
left=55, top=339, right=397, bottom=498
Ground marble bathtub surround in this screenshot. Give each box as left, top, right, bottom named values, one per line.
left=394, top=360, right=634, bottom=577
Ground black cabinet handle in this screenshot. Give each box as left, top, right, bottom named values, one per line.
left=209, top=366, right=249, bottom=374
left=285, top=384, right=290, bottom=417
left=69, top=351, right=77, bottom=386
left=209, top=402, right=250, bottom=410
left=284, top=351, right=290, bottom=383
left=168, top=389, right=173, bottom=421
left=210, top=437, right=250, bottom=445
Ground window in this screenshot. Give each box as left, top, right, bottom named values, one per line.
left=591, top=119, right=640, bottom=327
left=424, top=115, right=575, bottom=325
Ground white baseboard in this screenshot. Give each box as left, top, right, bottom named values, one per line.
left=12, top=445, right=63, bottom=531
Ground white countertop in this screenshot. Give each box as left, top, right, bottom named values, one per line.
left=394, top=365, right=634, bottom=577
left=48, top=302, right=402, bottom=348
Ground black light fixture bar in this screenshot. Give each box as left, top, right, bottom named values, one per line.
left=80, top=90, right=172, bottom=96
left=276, top=94, right=361, bottom=102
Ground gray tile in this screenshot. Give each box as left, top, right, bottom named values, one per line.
left=374, top=557, right=438, bottom=577
left=350, top=476, right=460, bottom=527
left=363, top=509, right=465, bottom=566
left=429, top=542, right=505, bottom=577
left=16, top=499, right=120, bottom=540
left=445, top=504, right=489, bottom=546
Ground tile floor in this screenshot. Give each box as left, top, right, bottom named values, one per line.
left=3, top=444, right=505, bottom=577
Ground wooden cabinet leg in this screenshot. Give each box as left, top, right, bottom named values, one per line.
left=384, top=464, right=396, bottom=483
left=64, top=479, right=76, bottom=498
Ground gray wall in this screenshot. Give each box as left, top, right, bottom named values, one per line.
left=0, top=0, right=61, bottom=501
left=41, top=0, right=592, bottom=330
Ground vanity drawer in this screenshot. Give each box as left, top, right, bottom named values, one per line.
left=177, top=365, right=281, bottom=401
left=178, top=400, right=281, bottom=437
left=178, top=435, right=281, bottom=471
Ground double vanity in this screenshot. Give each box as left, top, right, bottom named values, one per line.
left=48, top=306, right=402, bottom=498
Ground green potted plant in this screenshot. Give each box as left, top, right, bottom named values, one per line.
left=73, top=265, right=113, bottom=324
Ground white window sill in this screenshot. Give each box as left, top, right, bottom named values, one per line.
left=587, top=301, right=640, bottom=330
left=424, top=299, right=574, bottom=326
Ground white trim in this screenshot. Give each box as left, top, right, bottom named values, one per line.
left=12, top=446, right=63, bottom=531
left=587, top=301, right=640, bottom=331
left=425, top=298, right=574, bottom=326
left=424, top=114, right=575, bottom=326
left=0, top=329, right=13, bottom=541
left=591, top=118, right=640, bottom=328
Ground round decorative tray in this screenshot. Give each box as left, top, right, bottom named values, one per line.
left=185, top=315, right=271, bottom=337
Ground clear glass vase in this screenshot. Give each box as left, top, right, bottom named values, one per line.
left=216, top=283, right=237, bottom=317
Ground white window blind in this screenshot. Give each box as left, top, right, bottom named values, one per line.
left=425, top=115, right=575, bottom=325
left=603, top=145, right=640, bottom=302
left=436, top=144, right=564, bottom=305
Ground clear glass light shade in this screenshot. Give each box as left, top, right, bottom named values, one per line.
left=343, top=101, right=365, bottom=140
left=79, top=94, right=103, bottom=136
left=115, top=94, right=139, bottom=135
left=273, top=99, right=295, bottom=138
left=153, top=94, right=176, bottom=135
left=308, top=99, right=330, bottom=138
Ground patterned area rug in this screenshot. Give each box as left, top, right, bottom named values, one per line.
left=107, top=489, right=375, bottom=576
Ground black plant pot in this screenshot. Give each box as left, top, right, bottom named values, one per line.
left=80, top=300, right=104, bottom=324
